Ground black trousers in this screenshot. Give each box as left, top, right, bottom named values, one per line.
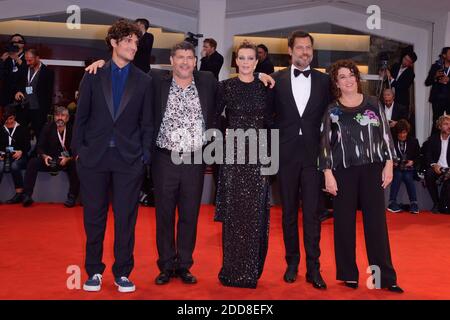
left=77, top=147, right=144, bottom=278
left=278, top=153, right=322, bottom=276
left=23, top=157, right=79, bottom=197
left=152, top=148, right=205, bottom=272
left=333, top=163, right=397, bottom=287
left=425, top=168, right=450, bottom=207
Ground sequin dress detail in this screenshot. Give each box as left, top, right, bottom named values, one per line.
left=214, top=77, right=271, bottom=289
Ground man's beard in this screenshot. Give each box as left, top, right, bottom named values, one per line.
left=56, top=120, right=66, bottom=127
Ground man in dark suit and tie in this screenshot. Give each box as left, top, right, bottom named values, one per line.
left=269, top=31, right=331, bottom=289
left=73, top=20, right=153, bottom=293
left=151, top=41, right=217, bottom=285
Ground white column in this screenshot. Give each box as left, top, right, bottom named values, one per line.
left=445, top=12, right=450, bottom=46
left=198, top=0, right=229, bottom=80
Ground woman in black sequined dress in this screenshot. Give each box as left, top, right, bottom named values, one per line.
left=214, top=41, right=272, bottom=288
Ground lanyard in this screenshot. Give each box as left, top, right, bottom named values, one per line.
left=27, top=63, right=41, bottom=85
left=398, top=141, right=407, bottom=155
left=4, top=122, right=19, bottom=146
left=444, top=66, right=450, bottom=77
left=57, top=128, right=67, bottom=151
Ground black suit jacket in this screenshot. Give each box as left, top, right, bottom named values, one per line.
left=0, top=123, right=30, bottom=154
left=199, top=51, right=224, bottom=80
left=72, top=60, right=154, bottom=168
left=16, top=63, right=54, bottom=116
left=255, top=57, right=275, bottom=75
left=425, top=133, right=450, bottom=167
left=393, top=136, right=420, bottom=161
left=390, top=63, right=415, bottom=107
left=37, top=122, right=73, bottom=159
left=425, top=62, right=450, bottom=104
left=133, top=32, right=154, bottom=74
left=269, top=67, right=331, bottom=166
left=385, top=102, right=409, bottom=122
left=149, top=69, right=217, bottom=151
left=0, top=54, right=27, bottom=106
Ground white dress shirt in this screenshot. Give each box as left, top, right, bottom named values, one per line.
left=384, top=102, right=394, bottom=121
left=291, top=65, right=311, bottom=119
left=438, top=135, right=449, bottom=168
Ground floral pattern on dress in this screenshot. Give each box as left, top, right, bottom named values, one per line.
left=354, top=110, right=380, bottom=127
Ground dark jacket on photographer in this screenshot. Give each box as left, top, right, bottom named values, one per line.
left=0, top=53, right=27, bottom=107
left=425, top=62, right=450, bottom=105
left=37, top=122, right=73, bottom=160
left=0, top=122, right=30, bottom=155
left=393, top=135, right=420, bottom=169
left=425, top=133, right=450, bottom=168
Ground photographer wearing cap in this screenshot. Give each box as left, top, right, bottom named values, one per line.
left=22, top=106, right=79, bottom=208
left=0, top=34, right=27, bottom=107
left=0, top=106, right=30, bottom=203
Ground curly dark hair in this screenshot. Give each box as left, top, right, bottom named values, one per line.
left=105, top=19, right=140, bottom=52
left=236, top=40, right=257, bottom=58
left=329, top=59, right=363, bottom=99
left=395, top=119, right=411, bottom=134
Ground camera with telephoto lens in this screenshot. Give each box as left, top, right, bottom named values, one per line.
left=394, top=154, right=410, bottom=171
left=1, top=146, right=15, bottom=173
left=437, top=167, right=450, bottom=185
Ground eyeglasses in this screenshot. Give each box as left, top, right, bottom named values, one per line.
left=11, top=41, right=24, bottom=44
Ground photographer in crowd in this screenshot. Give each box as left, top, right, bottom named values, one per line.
left=425, top=47, right=450, bottom=134
left=22, top=106, right=79, bottom=208
left=424, top=114, right=450, bottom=214
left=387, top=119, right=421, bottom=214
left=14, top=48, right=54, bottom=141
left=0, top=34, right=27, bottom=108
left=0, top=106, right=30, bottom=203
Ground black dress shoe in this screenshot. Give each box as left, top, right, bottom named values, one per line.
left=22, top=194, right=34, bottom=207
left=175, top=268, right=197, bottom=284
left=319, top=210, right=333, bottom=222
left=6, top=193, right=24, bottom=204
left=283, top=266, right=298, bottom=283
left=306, top=273, right=327, bottom=290
left=387, top=285, right=404, bottom=293
left=344, top=281, right=359, bottom=289
left=64, top=194, right=77, bottom=208
left=155, top=270, right=174, bottom=285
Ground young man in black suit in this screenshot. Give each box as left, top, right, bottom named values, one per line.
left=199, top=38, right=224, bottom=80
left=73, top=20, right=153, bottom=293
left=269, top=31, right=331, bottom=290
left=425, top=47, right=450, bottom=134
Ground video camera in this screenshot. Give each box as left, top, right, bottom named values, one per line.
left=184, top=32, right=203, bottom=48
left=437, top=167, right=450, bottom=185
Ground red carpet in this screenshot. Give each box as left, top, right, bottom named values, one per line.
left=0, top=204, right=449, bottom=300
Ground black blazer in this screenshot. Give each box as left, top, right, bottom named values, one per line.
left=16, top=63, right=54, bottom=116
left=199, top=51, right=224, bottom=80
left=72, top=60, right=154, bottom=168
left=269, top=67, right=331, bottom=165
left=149, top=69, right=218, bottom=151
left=425, top=133, right=450, bottom=167
left=0, top=53, right=27, bottom=106
left=385, top=102, right=409, bottom=122
left=133, top=32, right=154, bottom=74
left=0, top=123, right=30, bottom=154
left=425, top=62, right=450, bottom=104
left=255, top=58, right=275, bottom=75
left=393, top=136, right=420, bottom=161
left=390, top=63, right=415, bottom=107
left=37, top=122, right=73, bottom=159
